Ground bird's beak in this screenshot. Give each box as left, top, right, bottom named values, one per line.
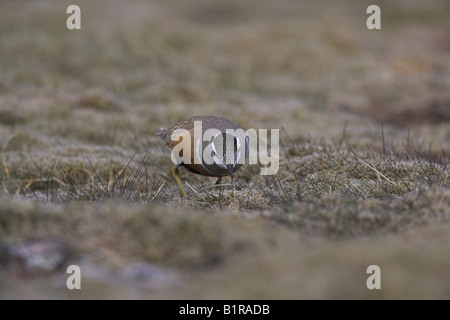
left=226, top=164, right=234, bottom=179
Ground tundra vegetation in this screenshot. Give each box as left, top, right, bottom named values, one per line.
left=0, top=0, right=449, bottom=299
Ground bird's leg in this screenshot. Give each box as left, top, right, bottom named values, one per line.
left=232, top=177, right=237, bottom=211
left=215, top=177, right=223, bottom=197
left=172, top=166, right=187, bottom=197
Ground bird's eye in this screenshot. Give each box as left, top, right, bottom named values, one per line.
left=211, top=150, right=216, bottom=157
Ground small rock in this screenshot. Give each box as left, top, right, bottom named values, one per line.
left=120, top=262, right=179, bottom=290
left=1, top=239, right=73, bottom=276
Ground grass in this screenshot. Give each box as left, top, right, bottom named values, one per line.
left=0, top=0, right=449, bottom=299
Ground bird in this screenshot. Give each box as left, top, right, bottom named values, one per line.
left=157, top=116, right=248, bottom=197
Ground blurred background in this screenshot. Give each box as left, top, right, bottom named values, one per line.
left=1, top=0, right=450, bottom=148
left=0, top=0, right=449, bottom=299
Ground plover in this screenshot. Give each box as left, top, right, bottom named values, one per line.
left=157, top=116, right=248, bottom=197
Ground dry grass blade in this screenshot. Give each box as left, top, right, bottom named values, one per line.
left=358, top=157, right=398, bottom=186
left=280, top=162, right=309, bottom=183
left=1, top=155, right=9, bottom=180
left=232, top=179, right=237, bottom=211
left=150, top=180, right=166, bottom=202
left=197, top=183, right=234, bottom=192
left=185, top=182, right=200, bottom=196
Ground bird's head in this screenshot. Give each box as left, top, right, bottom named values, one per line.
left=211, top=132, right=239, bottom=179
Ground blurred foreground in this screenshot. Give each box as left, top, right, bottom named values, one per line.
left=0, top=0, right=449, bottom=298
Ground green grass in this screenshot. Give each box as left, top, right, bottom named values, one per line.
left=0, top=0, right=449, bottom=299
